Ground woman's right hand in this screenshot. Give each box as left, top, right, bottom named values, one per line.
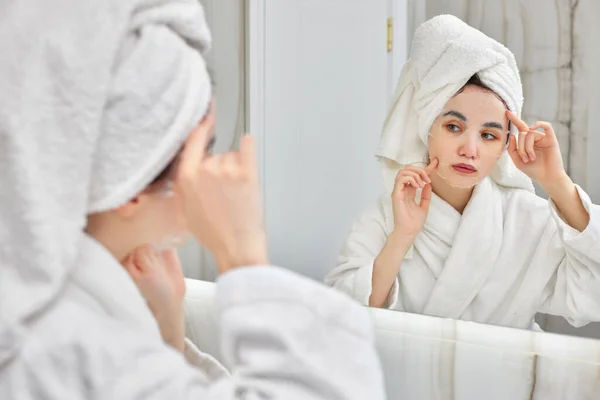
left=391, top=159, right=438, bottom=237
left=175, top=104, right=269, bottom=274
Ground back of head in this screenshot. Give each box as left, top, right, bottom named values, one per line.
left=0, top=0, right=212, bottom=366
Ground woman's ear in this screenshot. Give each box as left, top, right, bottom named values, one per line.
left=115, top=195, right=144, bottom=219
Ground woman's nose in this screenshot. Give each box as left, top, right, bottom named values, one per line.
left=458, top=133, right=478, bottom=159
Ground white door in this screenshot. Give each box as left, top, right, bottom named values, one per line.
left=252, top=0, right=405, bottom=279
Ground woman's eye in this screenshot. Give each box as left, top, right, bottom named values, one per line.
left=446, top=124, right=460, bottom=133
left=482, top=132, right=497, bottom=140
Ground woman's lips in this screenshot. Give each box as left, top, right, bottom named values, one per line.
left=451, top=163, right=477, bottom=174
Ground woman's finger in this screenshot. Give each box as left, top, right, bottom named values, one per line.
left=524, top=129, right=538, bottom=161
left=419, top=183, right=432, bottom=210
left=507, top=134, right=521, bottom=165
left=395, top=169, right=418, bottom=182
left=517, top=131, right=529, bottom=163
left=506, top=110, right=530, bottom=133
left=239, top=134, right=258, bottom=179
left=398, top=175, right=419, bottom=189
left=220, top=151, right=239, bottom=178
left=508, top=133, right=516, bottom=152
left=424, top=158, right=439, bottom=174
left=403, top=166, right=430, bottom=184
left=403, top=177, right=419, bottom=189
left=399, top=171, right=425, bottom=187
left=529, top=121, right=556, bottom=140
left=121, top=253, right=140, bottom=280
left=123, top=245, right=157, bottom=284
left=176, top=104, right=216, bottom=183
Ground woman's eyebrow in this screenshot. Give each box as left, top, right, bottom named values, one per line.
left=442, top=110, right=467, bottom=121
left=483, top=121, right=504, bottom=130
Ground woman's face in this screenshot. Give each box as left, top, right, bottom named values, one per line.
left=136, top=102, right=217, bottom=250
left=428, top=85, right=509, bottom=188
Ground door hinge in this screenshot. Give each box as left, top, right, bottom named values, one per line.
left=387, top=17, right=393, bottom=52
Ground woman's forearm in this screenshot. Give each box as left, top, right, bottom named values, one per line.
left=543, top=175, right=590, bottom=232
left=369, top=231, right=415, bottom=308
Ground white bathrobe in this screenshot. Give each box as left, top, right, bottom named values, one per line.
left=0, top=235, right=384, bottom=399
left=326, top=177, right=600, bottom=330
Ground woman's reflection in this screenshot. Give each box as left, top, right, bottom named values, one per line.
left=326, top=15, right=600, bottom=331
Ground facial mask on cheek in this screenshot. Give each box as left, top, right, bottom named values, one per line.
left=152, top=232, right=191, bottom=251
left=434, top=161, right=482, bottom=189
left=427, top=129, right=504, bottom=189
left=151, top=186, right=191, bottom=250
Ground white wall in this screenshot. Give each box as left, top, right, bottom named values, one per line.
left=252, top=0, right=404, bottom=280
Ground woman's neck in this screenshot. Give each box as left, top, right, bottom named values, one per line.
left=429, top=172, right=474, bottom=214
left=85, top=213, right=134, bottom=263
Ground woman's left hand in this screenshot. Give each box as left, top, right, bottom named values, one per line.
left=505, top=110, right=568, bottom=186
left=122, top=246, right=186, bottom=351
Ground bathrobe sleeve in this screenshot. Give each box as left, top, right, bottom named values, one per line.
left=15, top=266, right=384, bottom=400
left=183, top=338, right=230, bottom=382
left=104, top=266, right=385, bottom=399
left=324, top=198, right=400, bottom=309
left=538, top=185, right=600, bottom=327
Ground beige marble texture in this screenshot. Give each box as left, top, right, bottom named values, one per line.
left=371, top=308, right=600, bottom=399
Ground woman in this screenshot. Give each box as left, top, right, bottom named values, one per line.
left=0, top=1, right=384, bottom=399
left=325, top=15, right=600, bottom=330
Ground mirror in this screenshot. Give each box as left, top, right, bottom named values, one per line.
left=187, top=0, right=600, bottom=365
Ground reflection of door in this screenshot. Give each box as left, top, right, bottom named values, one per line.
left=250, top=1, right=406, bottom=279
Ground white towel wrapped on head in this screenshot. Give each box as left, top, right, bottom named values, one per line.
left=376, top=14, right=534, bottom=194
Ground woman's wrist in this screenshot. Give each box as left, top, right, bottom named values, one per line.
left=154, top=305, right=185, bottom=352
left=539, top=172, right=572, bottom=198
left=381, top=229, right=418, bottom=260
left=213, top=233, right=270, bottom=273
left=540, top=173, right=590, bottom=232
left=389, top=229, right=418, bottom=244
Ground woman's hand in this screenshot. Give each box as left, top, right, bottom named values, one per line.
left=122, top=246, right=186, bottom=352
left=506, top=111, right=568, bottom=187
left=175, top=105, right=269, bottom=274
left=506, top=111, right=589, bottom=231
left=392, top=159, right=439, bottom=237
